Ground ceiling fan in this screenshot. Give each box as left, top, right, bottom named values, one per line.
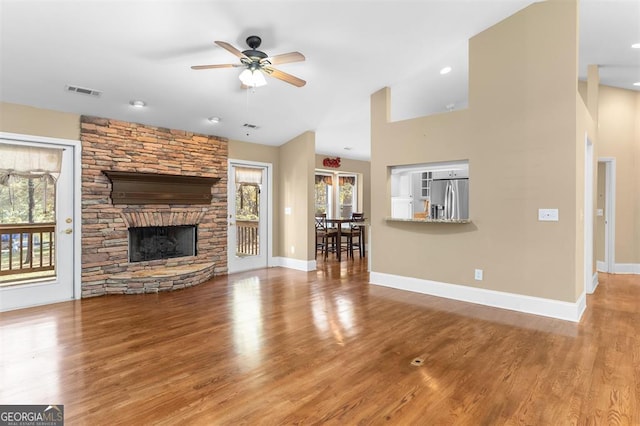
left=191, top=35, right=306, bottom=88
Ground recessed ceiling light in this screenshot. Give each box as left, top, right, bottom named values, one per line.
left=440, top=66, right=452, bottom=75
left=208, top=116, right=221, bottom=124
left=632, top=43, right=640, bottom=49
left=129, top=100, right=146, bottom=108
left=634, top=82, right=640, bottom=87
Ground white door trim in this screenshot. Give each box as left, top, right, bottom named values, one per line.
left=228, top=159, right=273, bottom=272
left=0, top=131, right=82, bottom=303
left=584, top=136, right=594, bottom=294
left=598, top=157, right=616, bottom=273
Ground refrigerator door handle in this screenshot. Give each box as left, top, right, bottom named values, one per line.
left=444, top=181, right=451, bottom=219
left=450, top=181, right=457, bottom=219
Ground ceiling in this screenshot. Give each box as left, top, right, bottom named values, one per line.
left=1, top=1, right=638, bottom=161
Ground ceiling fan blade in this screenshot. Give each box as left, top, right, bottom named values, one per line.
left=262, top=51, right=305, bottom=65
left=215, top=41, right=250, bottom=60
left=263, top=66, right=306, bottom=87
left=191, top=64, right=241, bottom=70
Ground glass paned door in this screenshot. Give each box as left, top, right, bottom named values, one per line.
left=0, top=138, right=75, bottom=311
left=228, top=163, right=268, bottom=273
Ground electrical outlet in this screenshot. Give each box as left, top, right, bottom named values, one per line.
left=538, top=208, right=559, bottom=221
left=474, top=269, right=483, bottom=281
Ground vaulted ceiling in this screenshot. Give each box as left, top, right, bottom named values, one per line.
left=1, top=1, right=638, bottom=161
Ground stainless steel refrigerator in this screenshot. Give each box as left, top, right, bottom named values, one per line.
left=430, top=178, right=469, bottom=220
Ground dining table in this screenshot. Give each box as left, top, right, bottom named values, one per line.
left=325, top=217, right=367, bottom=261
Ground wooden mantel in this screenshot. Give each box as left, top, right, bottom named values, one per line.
left=103, top=171, right=220, bottom=205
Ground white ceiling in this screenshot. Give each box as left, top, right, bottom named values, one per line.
left=1, top=1, right=638, bottom=161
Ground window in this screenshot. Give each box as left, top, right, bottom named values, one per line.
left=0, top=143, right=61, bottom=281
left=314, top=172, right=358, bottom=218
left=314, top=174, right=333, bottom=216
left=0, top=175, right=55, bottom=224
left=338, top=175, right=356, bottom=218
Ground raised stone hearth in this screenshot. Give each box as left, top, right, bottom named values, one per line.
left=106, top=262, right=215, bottom=294
left=80, top=116, right=228, bottom=297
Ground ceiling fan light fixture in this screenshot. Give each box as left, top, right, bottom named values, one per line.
left=239, top=68, right=267, bottom=87
left=129, top=100, right=146, bottom=108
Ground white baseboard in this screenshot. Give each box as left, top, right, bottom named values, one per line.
left=596, top=260, right=607, bottom=272
left=370, top=271, right=586, bottom=322
left=273, top=257, right=317, bottom=272
left=589, top=272, right=599, bottom=294
left=614, top=263, right=640, bottom=274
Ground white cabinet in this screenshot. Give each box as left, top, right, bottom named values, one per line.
left=420, top=171, right=432, bottom=199
left=391, top=197, right=412, bottom=219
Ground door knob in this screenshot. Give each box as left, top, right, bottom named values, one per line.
left=66, top=217, right=73, bottom=223
left=65, top=228, right=73, bottom=234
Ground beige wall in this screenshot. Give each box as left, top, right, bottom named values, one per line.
left=370, top=0, right=587, bottom=302
left=0, top=102, right=80, bottom=140
left=279, top=132, right=316, bottom=260
left=315, top=155, right=371, bottom=218
left=229, top=140, right=281, bottom=257
left=596, top=85, right=640, bottom=264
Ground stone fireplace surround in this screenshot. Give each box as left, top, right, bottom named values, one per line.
left=105, top=209, right=215, bottom=294
left=80, top=116, right=228, bottom=297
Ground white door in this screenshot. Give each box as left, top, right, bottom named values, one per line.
left=0, top=136, right=77, bottom=311
left=228, top=161, right=269, bottom=273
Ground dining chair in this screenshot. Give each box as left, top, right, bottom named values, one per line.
left=341, top=212, right=365, bottom=259
left=315, top=213, right=337, bottom=259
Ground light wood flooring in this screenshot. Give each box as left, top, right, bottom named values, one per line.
left=1, top=258, right=638, bottom=424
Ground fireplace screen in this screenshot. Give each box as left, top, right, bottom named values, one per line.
left=129, top=225, right=197, bottom=262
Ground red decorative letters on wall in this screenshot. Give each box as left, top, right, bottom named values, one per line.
left=322, top=157, right=341, bottom=168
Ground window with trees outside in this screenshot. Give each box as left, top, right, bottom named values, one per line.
left=1, top=175, right=57, bottom=282
left=0, top=143, right=61, bottom=283
left=314, top=173, right=358, bottom=218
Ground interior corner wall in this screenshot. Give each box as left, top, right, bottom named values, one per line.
left=278, top=131, right=315, bottom=261
left=315, top=155, right=371, bottom=219
left=596, top=85, right=640, bottom=265
left=229, top=139, right=281, bottom=257
left=0, top=102, right=80, bottom=140
left=370, top=0, right=581, bottom=303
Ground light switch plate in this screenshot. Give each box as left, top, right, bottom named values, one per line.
left=474, top=269, right=483, bottom=280
left=538, top=208, right=559, bottom=221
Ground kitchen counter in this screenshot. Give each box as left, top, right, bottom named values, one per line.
left=385, top=217, right=471, bottom=224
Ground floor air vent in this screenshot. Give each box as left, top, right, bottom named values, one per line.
left=65, top=85, right=102, bottom=97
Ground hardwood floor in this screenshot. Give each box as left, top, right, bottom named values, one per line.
left=1, top=260, right=638, bottom=425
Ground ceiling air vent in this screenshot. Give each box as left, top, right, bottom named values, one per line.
left=243, top=123, right=259, bottom=129
left=65, top=84, right=102, bottom=97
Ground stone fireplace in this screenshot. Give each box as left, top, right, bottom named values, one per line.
left=80, top=116, right=228, bottom=297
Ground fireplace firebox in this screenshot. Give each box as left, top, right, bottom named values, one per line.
left=129, top=225, right=197, bottom=262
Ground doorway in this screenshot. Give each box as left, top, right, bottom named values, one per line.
left=0, top=133, right=80, bottom=311
left=227, top=160, right=271, bottom=273
left=596, top=158, right=616, bottom=273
